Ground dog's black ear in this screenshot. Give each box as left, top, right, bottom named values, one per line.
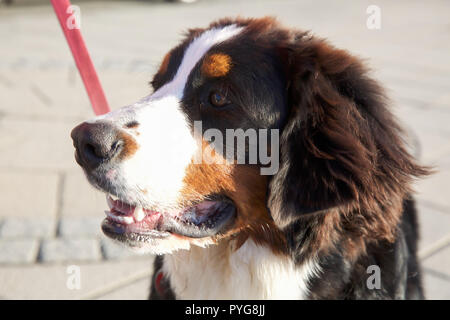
left=268, top=35, right=428, bottom=232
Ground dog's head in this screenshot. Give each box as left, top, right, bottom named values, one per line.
left=71, top=17, right=427, bottom=257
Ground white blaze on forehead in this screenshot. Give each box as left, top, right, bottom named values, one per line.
left=151, top=24, right=244, bottom=100
left=86, top=24, right=244, bottom=210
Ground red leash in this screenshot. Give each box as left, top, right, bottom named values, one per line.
left=51, top=0, right=110, bottom=115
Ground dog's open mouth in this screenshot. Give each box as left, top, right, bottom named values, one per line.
left=101, top=194, right=236, bottom=244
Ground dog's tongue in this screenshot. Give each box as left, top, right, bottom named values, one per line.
left=106, top=195, right=224, bottom=228
left=106, top=195, right=159, bottom=223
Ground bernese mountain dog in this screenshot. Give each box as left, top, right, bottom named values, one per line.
left=71, top=17, right=429, bottom=299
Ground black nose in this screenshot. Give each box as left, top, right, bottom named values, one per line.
left=71, top=122, right=122, bottom=170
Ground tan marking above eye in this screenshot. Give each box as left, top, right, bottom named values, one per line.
left=201, top=53, right=232, bottom=78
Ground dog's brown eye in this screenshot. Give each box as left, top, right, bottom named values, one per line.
left=209, top=91, right=229, bottom=107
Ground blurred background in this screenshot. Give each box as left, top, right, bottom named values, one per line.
left=0, top=0, right=449, bottom=299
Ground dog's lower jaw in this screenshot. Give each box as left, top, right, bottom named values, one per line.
left=161, top=238, right=320, bottom=300
left=108, top=233, right=218, bottom=256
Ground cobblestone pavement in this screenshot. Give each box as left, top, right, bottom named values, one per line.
left=0, top=0, right=449, bottom=299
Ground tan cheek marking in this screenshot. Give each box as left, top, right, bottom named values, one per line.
left=201, top=53, right=232, bottom=78
left=180, top=140, right=286, bottom=254
left=118, top=131, right=139, bottom=160
left=229, top=166, right=287, bottom=254
left=181, top=140, right=235, bottom=203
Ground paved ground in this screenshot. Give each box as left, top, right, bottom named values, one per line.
left=0, top=0, right=449, bottom=299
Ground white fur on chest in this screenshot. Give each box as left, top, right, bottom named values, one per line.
left=162, top=239, right=320, bottom=299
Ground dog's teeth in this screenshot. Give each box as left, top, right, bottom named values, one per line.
left=105, top=211, right=134, bottom=225
left=122, top=216, right=134, bottom=224
left=106, top=195, right=114, bottom=209
left=109, top=194, right=119, bottom=201
left=105, top=211, right=116, bottom=220
left=134, top=206, right=146, bottom=222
